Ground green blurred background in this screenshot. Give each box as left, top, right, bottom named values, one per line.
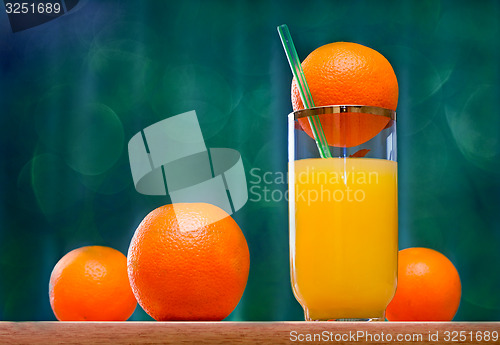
left=1, top=0, right=499, bottom=321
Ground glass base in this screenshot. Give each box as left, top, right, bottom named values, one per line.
left=304, top=310, right=386, bottom=322
left=306, top=317, right=385, bottom=322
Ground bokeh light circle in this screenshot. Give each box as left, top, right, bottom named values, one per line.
left=30, top=153, right=85, bottom=215
left=149, top=64, right=234, bottom=140
left=35, top=95, right=124, bottom=176
left=447, top=85, right=500, bottom=172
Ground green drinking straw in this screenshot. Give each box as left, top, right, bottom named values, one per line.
left=277, top=24, right=332, bottom=158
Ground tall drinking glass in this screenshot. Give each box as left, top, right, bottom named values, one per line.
left=289, top=105, right=398, bottom=321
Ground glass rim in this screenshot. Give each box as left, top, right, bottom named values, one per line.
left=289, top=105, right=396, bottom=121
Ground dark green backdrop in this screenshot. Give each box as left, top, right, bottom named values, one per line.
left=1, top=0, right=499, bottom=321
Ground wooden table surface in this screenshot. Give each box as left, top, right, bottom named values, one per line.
left=0, top=321, right=499, bottom=344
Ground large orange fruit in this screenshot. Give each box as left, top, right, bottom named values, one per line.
left=386, top=247, right=462, bottom=321
left=127, top=203, right=250, bottom=321
left=291, top=42, right=398, bottom=147
left=49, top=246, right=137, bottom=321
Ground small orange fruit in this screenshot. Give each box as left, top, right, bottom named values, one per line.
left=291, top=42, right=398, bottom=147
left=49, top=246, right=137, bottom=321
left=127, top=203, right=250, bottom=321
left=386, top=247, right=461, bottom=321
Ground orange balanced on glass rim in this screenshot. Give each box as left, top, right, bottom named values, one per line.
left=292, top=42, right=398, bottom=148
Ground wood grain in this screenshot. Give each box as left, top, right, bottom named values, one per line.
left=0, top=322, right=498, bottom=345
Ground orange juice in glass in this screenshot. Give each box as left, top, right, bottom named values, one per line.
left=289, top=106, right=398, bottom=321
